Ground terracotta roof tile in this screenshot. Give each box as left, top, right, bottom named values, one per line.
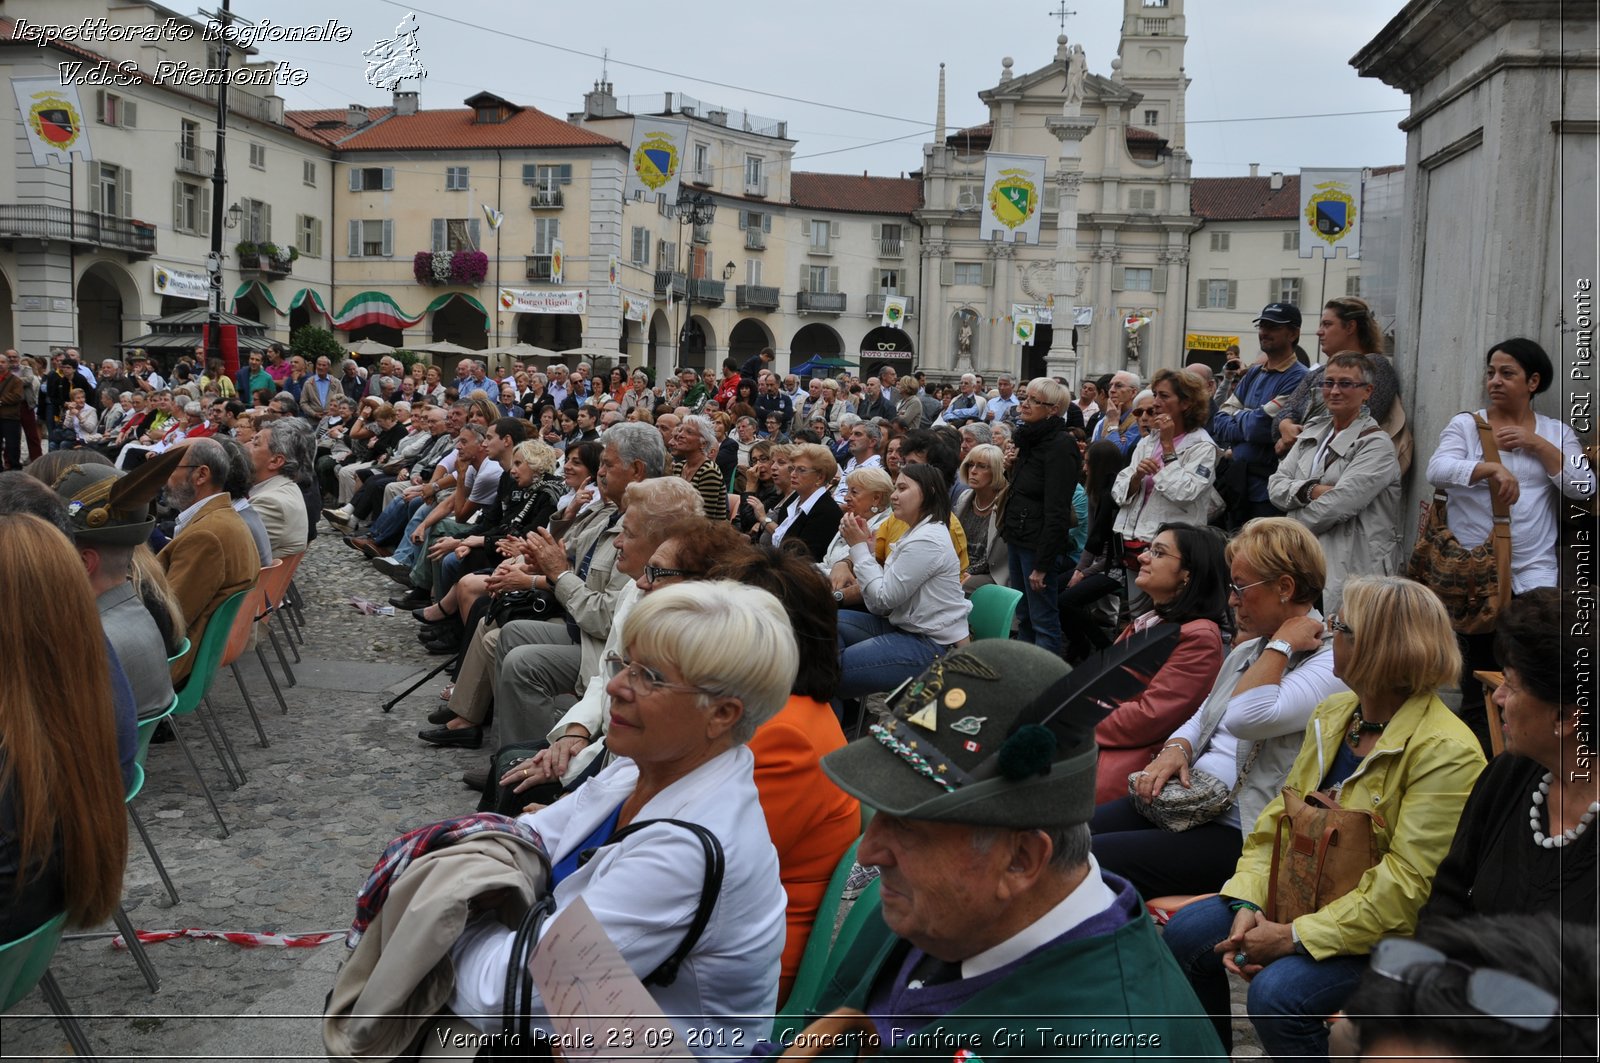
left=1190, top=175, right=1303, bottom=220
left=1125, top=125, right=1162, bottom=142
left=285, top=107, right=395, bottom=147
left=789, top=172, right=922, bottom=215
left=298, top=105, right=620, bottom=151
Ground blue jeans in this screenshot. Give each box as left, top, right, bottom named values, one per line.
left=836, top=611, right=941, bottom=699
left=1007, top=544, right=1062, bottom=654
left=1163, top=895, right=1366, bottom=1062
left=371, top=495, right=420, bottom=545
left=391, top=504, right=431, bottom=566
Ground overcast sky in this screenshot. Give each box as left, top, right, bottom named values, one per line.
left=236, top=0, right=1410, bottom=178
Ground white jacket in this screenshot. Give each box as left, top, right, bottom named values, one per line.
left=1111, top=428, right=1221, bottom=541
left=448, top=748, right=786, bottom=1054
left=850, top=517, right=970, bottom=645
left=1268, top=412, right=1401, bottom=612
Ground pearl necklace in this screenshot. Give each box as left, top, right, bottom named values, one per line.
left=1529, top=772, right=1600, bottom=849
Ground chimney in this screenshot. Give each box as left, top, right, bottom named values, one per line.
left=1249, top=162, right=1259, bottom=177
left=393, top=90, right=418, bottom=116
left=346, top=103, right=369, bottom=128
left=707, top=109, right=728, bottom=126
left=1269, top=171, right=1284, bottom=190
left=584, top=80, right=618, bottom=119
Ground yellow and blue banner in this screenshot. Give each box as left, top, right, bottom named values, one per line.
left=624, top=118, right=688, bottom=202
left=1299, top=169, right=1362, bottom=259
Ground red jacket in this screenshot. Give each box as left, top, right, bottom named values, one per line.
left=1094, top=617, right=1225, bottom=805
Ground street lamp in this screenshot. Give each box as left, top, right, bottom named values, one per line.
left=224, top=202, right=243, bottom=230
left=674, top=188, right=717, bottom=369
left=722, top=260, right=736, bottom=281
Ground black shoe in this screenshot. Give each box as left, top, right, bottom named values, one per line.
left=390, top=589, right=429, bottom=610
left=412, top=607, right=441, bottom=623
left=423, top=635, right=461, bottom=655
left=418, top=724, right=483, bottom=748
left=462, top=765, right=490, bottom=790
left=427, top=705, right=457, bottom=725
left=373, top=556, right=415, bottom=587
left=417, top=622, right=455, bottom=645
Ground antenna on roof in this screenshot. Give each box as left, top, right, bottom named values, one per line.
left=601, top=48, right=610, bottom=84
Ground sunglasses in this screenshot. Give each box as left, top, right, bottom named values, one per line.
left=642, top=564, right=690, bottom=585
left=1368, top=938, right=1560, bottom=1033
left=1327, top=613, right=1353, bottom=636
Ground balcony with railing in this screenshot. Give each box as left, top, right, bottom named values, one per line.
left=736, top=284, right=781, bottom=310
left=744, top=176, right=769, bottom=198
left=796, top=291, right=847, bottom=315
left=689, top=167, right=714, bottom=187
left=529, top=188, right=564, bottom=209
left=878, top=236, right=903, bottom=258
left=688, top=278, right=725, bottom=306
left=525, top=255, right=554, bottom=282
left=865, top=294, right=915, bottom=317
left=691, top=221, right=712, bottom=244
left=0, top=204, right=156, bottom=257
left=744, top=228, right=766, bottom=251
left=175, top=143, right=215, bottom=178
left=654, top=270, right=687, bottom=300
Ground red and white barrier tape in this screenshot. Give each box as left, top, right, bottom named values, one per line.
left=110, top=928, right=343, bottom=950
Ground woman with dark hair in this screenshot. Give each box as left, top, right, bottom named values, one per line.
left=555, top=440, right=603, bottom=523
left=706, top=546, right=860, bottom=1003
left=1421, top=588, right=1597, bottom=926
left=1060, top=440, right=1132, bottom=663
left=734, top=377, right=760, bottom=412
left=1092, top=521, right=1228, bottom=804
left=1000, top=377, right=1080, bottom=654
left=1425, top=337, right=1593, bottom=748
left=1337, top=913, right=1596, bottom=1063
left=834, top=463, right=969, bottom=699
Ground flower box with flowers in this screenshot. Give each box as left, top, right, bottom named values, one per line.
left=413, top=250, right=488, bottom=286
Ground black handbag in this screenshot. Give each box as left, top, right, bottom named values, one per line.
left=485, top=819, right=724, bottom=1058
left=484, top=588, right=560, bottom=627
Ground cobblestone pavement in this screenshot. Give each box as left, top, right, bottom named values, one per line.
left=2, top=531, right=1266, bottom=1061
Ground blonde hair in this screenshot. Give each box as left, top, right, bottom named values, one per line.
left=1026, top=376, right=1071, bottom=411
left=846, top=465, right=894, bottom=506
left=790, top=443, right=838, bottom=484
left=959, top=443, right=1007, bottom=488
left=130, top=544, right=186, bottom=650
left=622, top=477, right=705, bottom=525
left=0, top=515, right=129, bottom=925
left=622, top=581, right=798, bottom=745
left=1337, top=576, right=1462, bottom=697
left=1226, top=518, right=1325, bottom=604
left=511, top=438, right=560, bottom=477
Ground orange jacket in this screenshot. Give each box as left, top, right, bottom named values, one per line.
left=747, top=694, right=860, bottom=1001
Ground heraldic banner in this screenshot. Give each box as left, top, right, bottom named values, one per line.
left=11, top=77, right=94, bottom=165
left=624, top=118, right=688, bottom=202
left=1012, top=305, right=1038, bottom=346
left=981, top=153, right=1047, bottom=244
left=880, top=296, right=908, bottom=330
left=1299, top=169, right=1362, bottom=260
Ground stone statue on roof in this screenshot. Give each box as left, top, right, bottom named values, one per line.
left=1064, top=44, right=1088, bottom=108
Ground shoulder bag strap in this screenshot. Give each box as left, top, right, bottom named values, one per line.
left=1472, top=415, right=1514, bottom=607
left=589, top=817, right=725, bottom=987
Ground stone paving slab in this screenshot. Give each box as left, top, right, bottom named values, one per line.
left=2, top=531, right=1266, bottom=1060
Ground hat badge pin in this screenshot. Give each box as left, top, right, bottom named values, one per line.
left=949, top=716, right=986, bottom=736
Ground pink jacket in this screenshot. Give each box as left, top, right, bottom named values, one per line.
left=1094, top=617, right=1225, bottom=805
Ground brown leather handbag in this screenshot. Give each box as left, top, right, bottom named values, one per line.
left=1265, top=788, right=1386, bottom=924
left=1405, top=414, right=1511, bottom=635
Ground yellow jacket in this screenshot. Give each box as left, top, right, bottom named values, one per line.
left=1221, top=691, right=1483, bottom=960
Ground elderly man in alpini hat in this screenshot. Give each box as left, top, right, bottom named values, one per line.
left=52, top=451, right=186, bottom=721
left=769, top=639, right=1224, bottom=1060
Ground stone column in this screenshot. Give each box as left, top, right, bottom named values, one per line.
left=1045, top=115, right=1098, bottom=386
left=987, top=242, right=1018, bottom=377
left=1091, top=246, right=1119, bottom=377
left=925, top=240, right=955, bottom=372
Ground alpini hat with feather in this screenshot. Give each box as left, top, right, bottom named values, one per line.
left=822, top=628, right=1180, bottom=828
left=50, top=449, right=186, bottom=546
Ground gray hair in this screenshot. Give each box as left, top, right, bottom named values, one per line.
left=622, top=477, right=704, bottom=526
left=0, top=471, right=72, bottom=536
left=215, top=435, right=254, bottom=501
left=1111, top=370, right=1142, bottom=390
left=970, top=822, right=1091, bottom=873
left=681, top=415, right=717, bottom=458
left=184, top=401, right=203, bottom=416
left=853, top=420, right=882, bottom=446
left=185, top=437, right=232, bottom=485
left=261, top=417, right=314, bottom=482
left=605, top=421, right=668, bottom=478
left=959, top=422, right=993, bottom=445
left=837, top=412, right=861, bottom=431
left=393, top=400, right=413, bottom=416
left=459, top=423, right=488, bottom=442
left=270, top=392, right=300, bottom=417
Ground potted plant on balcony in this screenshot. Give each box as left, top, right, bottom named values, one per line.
left=414, top=249, right=488, bottom=286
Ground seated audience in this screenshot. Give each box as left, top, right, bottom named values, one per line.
left=1092, top=518, right=1345, bottom=899
left=819, top=466, right=893, bottom=573
left=1162, top=575, right=1484, bottom=1061
left=951, top=443, right=1008, bottom=591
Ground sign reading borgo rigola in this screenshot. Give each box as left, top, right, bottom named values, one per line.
left=498, top=287, right=587, bottom=315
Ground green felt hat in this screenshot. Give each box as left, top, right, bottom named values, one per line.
left=822, top=628, right=1180, bottom=829
left=52, top=449, right=184, bottom=546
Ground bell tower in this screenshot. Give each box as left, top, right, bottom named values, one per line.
left=1115, top=0, right=1188, bottom=152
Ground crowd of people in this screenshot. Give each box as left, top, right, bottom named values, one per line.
left=3, top=303, right=1597, bottom=1062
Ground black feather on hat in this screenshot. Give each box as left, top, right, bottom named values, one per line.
left=52, top=448, right=186, bottom=546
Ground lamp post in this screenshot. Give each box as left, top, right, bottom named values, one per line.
left=673, top=188, right=715, bottom=379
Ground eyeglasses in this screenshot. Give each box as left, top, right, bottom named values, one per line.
left=1318, top=378, right=1370, bottom=391
left=603, top=650, right=711, bottom=696
left=1133, top=407, right=1158, bottom=417
left=642, top=564, right=690, bottom=585
left=1144, top=543, right=1178, bottom=562
left=1327, top=613, right=1353, bottom=636
left=1368, top=938, right=1560, bottom=1033
left=1228, top=578, right=1269, bottom=598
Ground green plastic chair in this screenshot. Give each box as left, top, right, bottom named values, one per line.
left=167, top=589, right=252, bottom=837
left=128, top=698, right=180, bottom=906
left=166, top=637, right=190, bottom=665
left=772, top=840, right=884, bottom=1043
left=968, top=584, right=1023, bottom=640
left=0, top=913, right=98, bottom=1058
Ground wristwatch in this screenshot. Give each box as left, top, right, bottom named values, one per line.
left=1264, top=638, right=1293, bottom=657
left=833, top=590, right=845, bottom=602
